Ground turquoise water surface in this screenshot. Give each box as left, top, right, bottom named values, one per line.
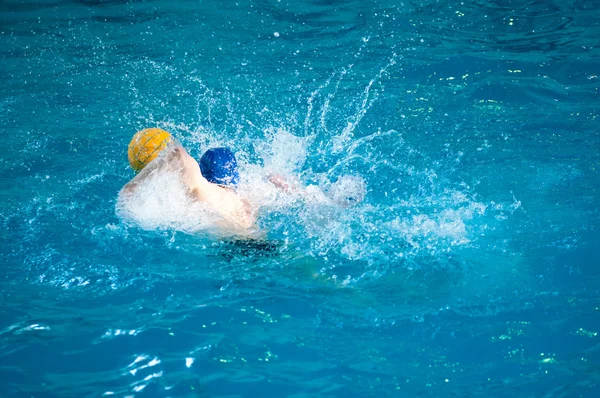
left=1, top=0, right=599, bottom=396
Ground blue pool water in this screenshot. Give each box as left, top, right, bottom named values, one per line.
left=1, top=0, right=599, bottom=396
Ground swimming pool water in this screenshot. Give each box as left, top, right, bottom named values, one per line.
left=1, top=0, right=599, bottom=396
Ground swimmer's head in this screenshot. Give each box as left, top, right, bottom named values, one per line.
left=128, top=128, right=172, bottom=172
left=199, top=147, right=240, bottom=188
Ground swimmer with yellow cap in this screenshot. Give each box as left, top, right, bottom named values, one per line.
left=120, top=128, right=255, bottom=232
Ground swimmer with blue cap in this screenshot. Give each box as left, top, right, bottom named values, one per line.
left=121, top=129, right=254, bottom=233
left=199, top=147, right=240, bottom=188
left=120, top=129, right=364, bottom=236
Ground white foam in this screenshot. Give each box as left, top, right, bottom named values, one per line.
left=185, top=357, right=194, bottom=368
left=324, top=175, right=367, bottom=206
left=256, top=127, right=310, bottom=174
left=116, top=169, right=220, bottom=235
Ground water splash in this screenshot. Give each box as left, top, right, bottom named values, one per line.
left=112, top=56, right=519, bottom=286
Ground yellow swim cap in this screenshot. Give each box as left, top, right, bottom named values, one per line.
left=127, top=128, right=172, bottom=172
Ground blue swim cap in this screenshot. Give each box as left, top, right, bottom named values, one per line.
left=199, top=147, right=240, bottom=187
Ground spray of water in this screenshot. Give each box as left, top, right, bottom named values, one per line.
left=113, top=56, right=520, bottom=286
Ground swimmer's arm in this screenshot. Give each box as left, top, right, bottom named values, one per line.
left=267, top=173, right=303, bottom=194
left=119, top=152, right=168, bottom=195
left=267, top=173, right=321, bottom=202
left=167, top=147, right=218, bottom=203
left=119, top=145, right=190, bottom=196
left=267, top=173, right=336, bottom=205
